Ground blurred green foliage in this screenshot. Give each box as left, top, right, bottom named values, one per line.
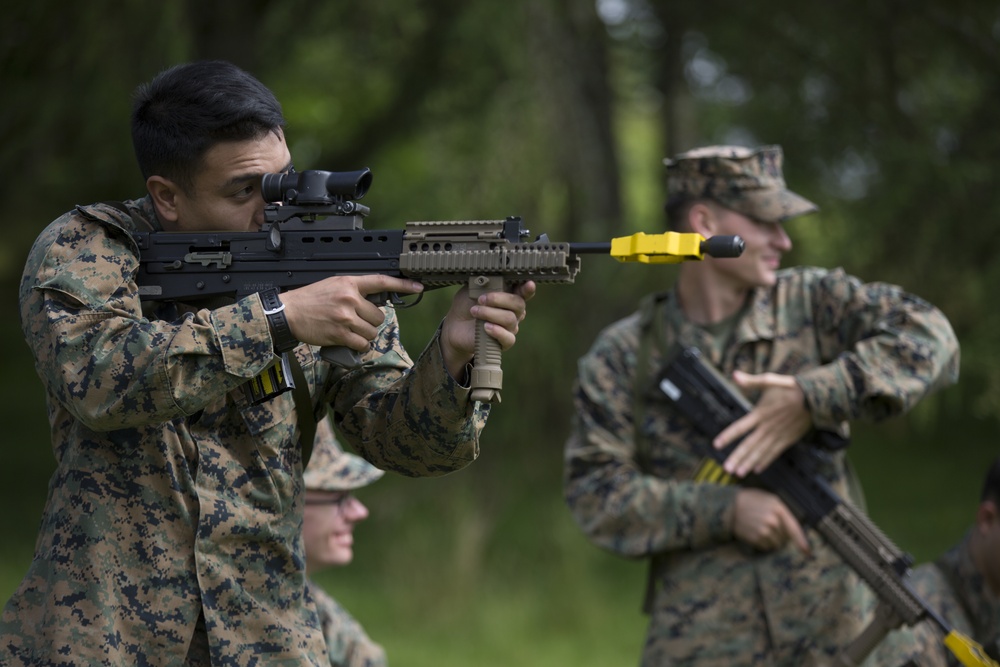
left=1, top=1, right=997, bottom=664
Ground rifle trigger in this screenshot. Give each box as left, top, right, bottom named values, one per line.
left=386, top=291, right=423, bottom=309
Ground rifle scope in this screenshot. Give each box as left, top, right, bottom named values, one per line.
left=261, top=168, right=373, bottom=205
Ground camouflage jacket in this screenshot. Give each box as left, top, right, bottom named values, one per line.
left=864, top=532, right=1000, bottom=667
left=564, top=266, right=959, bottom=666
left=308, top=579, right=388, bottom=667
left=2, top=198, right=488, bottom=665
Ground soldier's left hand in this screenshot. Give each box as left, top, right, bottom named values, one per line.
left=440, top=281, right=536, bottom=382
left=713, top=370, right=812, bottom=477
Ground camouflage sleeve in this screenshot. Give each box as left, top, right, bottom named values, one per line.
left=326, top=312, right=488, bottom=478
left=794, top=268, right=960, bottom=431
left=563, top=324, right=737, bottom=558
left=20, top=212, right=277, bottom=429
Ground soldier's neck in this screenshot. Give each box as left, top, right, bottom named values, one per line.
left=676, top=266, right=751, bottom=326
left=969, top=528, right=1000, bottom=598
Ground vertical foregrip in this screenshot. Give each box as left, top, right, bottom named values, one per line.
left=468, top=275, right=505, bottom=403
left=836, top=601, right=905, bottom=666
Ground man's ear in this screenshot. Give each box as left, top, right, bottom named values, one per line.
left=146, top=175, right=181, bottom=226
left=687, top=202, right=717, bottom=237
left=976, top=499, right=999, bottom=533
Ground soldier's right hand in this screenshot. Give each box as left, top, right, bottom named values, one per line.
left=279, top=275, right=424, bottom=351
left=732, top=488, right=810, bottom=555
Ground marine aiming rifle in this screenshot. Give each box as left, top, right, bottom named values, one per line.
left=132, top=168, right=745, bottom=403
left=657, top=346, right=999, bottom=667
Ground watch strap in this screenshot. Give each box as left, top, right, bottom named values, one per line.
left=260, top=288, right=299, bottom=354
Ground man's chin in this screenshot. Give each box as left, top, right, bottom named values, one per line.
left=758, top=270, right=779, bottom=287
left=330, top=549, right=354, bottom=566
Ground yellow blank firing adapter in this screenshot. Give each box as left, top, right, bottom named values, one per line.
left=610, top=232, right=745, bottom=264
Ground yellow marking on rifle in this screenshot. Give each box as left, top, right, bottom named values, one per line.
left=610, top=232, right=707, bottom=264
left=694, top=458, right=735, bottom=485
left=944, top=630, right=1000, bottom=667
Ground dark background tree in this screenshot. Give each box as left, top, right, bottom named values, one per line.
left=0, top=1, right=995, bottom=664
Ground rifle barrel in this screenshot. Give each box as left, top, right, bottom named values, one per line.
left=568, top=242, right=613, bottom=254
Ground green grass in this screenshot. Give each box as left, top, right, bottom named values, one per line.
left=309, top=504, right=650, bottom=667
left=318, top=567, right=648, bottom=667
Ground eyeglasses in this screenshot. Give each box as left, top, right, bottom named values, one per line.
left=305, top=491, right=352, bottom=507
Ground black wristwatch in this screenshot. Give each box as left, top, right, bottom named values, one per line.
left=260, top=288, right=299, bottom=354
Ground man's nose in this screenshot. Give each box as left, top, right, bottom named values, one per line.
left=343, top=496, right=369, bottom=521
left=770, top=223, right=792, bottom=250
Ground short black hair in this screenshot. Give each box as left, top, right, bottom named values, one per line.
left=982, top=456, right=1000, bottom=506
left=131, top=60, right=286, bottom=193
left=665, top=196, right=695, bottom=231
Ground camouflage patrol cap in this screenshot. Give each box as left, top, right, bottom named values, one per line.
left=664, top=145, right=818, bottom=223
left=303, top=433, right=384, bottom=492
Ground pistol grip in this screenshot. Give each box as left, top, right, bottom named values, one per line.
left=319, top=292, right=393, bottom=369
left=320, top=345, right=363, bottom=369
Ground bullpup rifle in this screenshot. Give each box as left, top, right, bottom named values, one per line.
left=657, top=346, right=998, bottom=667
left=133, top=168, right=745, bottom=403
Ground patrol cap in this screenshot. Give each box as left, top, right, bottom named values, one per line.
left=303, top=432, right=384, bottom=492
left=664, top=145, right=818, bottom=223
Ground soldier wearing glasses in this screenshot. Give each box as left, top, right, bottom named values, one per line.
left=304, top=417, right=388, bottom=667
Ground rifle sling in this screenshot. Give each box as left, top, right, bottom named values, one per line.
left=286, top=351, right=315, bottom=469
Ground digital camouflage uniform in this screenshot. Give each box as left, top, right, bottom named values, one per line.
left=564, top=146, right=961, bottom=666
left=307, top=584, right=387, bottom=667
left=2, top=197, right=488, bottom=665
left=864, top=533, right=1000, bottom=667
